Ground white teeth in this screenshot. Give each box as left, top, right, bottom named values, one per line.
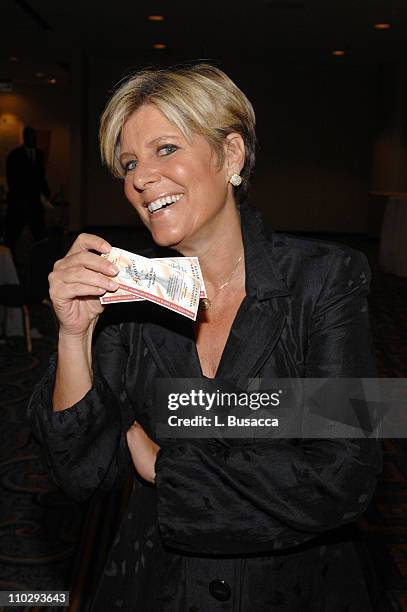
left=147, top=193, right=184, bottom=213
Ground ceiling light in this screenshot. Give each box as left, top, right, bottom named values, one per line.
left=374, top=23, right=391, bottom=30
left=35, top=72, right=45, bottom=77
left=148, top=15, right=164, bottom=21
left=332, top=50, right=345, bottom=56
left=8, top=56, right=18, bottom=62
left=153, top=43, right=166, bottom=49
left=48, top=78, right=57, bottom=84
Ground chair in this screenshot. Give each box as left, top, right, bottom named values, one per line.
left=0, top=284, right=32, bottom=353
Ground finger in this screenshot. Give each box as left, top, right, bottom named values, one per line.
left=54, top=251, right=119, bottom=277
left=50, top=279, right=118, bottom=303
left=51, top=283, right=109, bottom=300
left=66, top=233, right=111, bottom=257
left=52, top=267, right=119, bottom=292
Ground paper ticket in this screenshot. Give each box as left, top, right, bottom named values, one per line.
left=111, top=256, right=207, bottom=302
left=100, top=248, right=202, bottom=320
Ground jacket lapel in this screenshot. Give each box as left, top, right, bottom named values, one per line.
left=215, top=296, right=286, bottom=386
left=141, top=203, right=290, bottom=383
left=216, top=204, right=290, bottom=385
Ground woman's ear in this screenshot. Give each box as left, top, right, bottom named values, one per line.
left=224, top=132, right=245, bottom=176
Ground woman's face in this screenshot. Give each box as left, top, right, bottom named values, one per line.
left=120, top=104, right=237, bottom=252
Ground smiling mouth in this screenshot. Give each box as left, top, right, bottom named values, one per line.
left=147, top=193, right=184, bottom=214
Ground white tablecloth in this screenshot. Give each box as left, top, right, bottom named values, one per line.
left=379, top=197, right=407, bottom=278
left=0, top=245, right=24, bottom=336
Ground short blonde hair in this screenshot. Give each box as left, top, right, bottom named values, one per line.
left=99, top=63, right=256, bottom=202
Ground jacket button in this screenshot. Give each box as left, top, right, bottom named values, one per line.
left=209, top=579, right=231, bottom=602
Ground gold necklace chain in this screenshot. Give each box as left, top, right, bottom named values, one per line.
left=199, top=252, right=243, bottom=311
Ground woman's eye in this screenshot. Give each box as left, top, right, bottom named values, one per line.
left=124, top=160, right=137, bottom=173
left=158, top=144, right=178, bottom=156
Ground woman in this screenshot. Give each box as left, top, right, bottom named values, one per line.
left=29, top=64, right=381, bottom=611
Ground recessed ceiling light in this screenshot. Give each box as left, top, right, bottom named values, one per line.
left=332, top=50, right=345, bottom=56
left=153, top=43, right=166, bottom=49
left=374, top=23, right=391, bottom=30
left=8, top=56, right=18, bottom=62
left=148, top=15, right=164, bottom=21
left=35, top=72, right=45, bottom=77
left=48, top=78, right=57, bottom=84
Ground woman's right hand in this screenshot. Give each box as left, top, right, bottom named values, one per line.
left=48, top=233, right=119, bottom=340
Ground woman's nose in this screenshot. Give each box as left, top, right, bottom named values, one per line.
left=132, top=162, right=160, bottom=191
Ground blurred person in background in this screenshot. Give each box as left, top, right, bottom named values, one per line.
left=5, top=125, right=52, bottom=254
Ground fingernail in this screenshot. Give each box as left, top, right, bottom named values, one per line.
left=108, top=280, right=119, bottom=290
left=109, top=265, right=119, bottom=275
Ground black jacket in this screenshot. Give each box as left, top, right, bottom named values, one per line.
left=28, top=203, right=382, bottom=611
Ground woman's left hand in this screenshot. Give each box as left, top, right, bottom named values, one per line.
left=126, top=421, right=161, bottom=484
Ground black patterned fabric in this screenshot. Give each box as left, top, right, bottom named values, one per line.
left=28, top=203, right=382, bottom=611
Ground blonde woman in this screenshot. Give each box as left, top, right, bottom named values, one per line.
left=29, top=64, right=381, bottom=611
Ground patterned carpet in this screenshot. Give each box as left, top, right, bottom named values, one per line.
left=0, top=306, right=84, bottom=612
left=359, top=241, right=407, bottom=612
left=0, top=234, right=406, bottom=612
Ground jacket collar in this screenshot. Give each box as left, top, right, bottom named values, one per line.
left=239, top=202, right=290, bottom=300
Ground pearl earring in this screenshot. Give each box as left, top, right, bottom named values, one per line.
left=229, top=173, right=242, bottom=187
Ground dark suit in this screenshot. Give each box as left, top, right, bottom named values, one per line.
left=5, top=145, right=50, bottom=249
left=28, top=203, right=382, bottom=611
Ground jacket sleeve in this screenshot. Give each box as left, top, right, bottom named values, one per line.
left=28, top=318, right=136, bottom=503
left=155, top=250, right=382, bottom=555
